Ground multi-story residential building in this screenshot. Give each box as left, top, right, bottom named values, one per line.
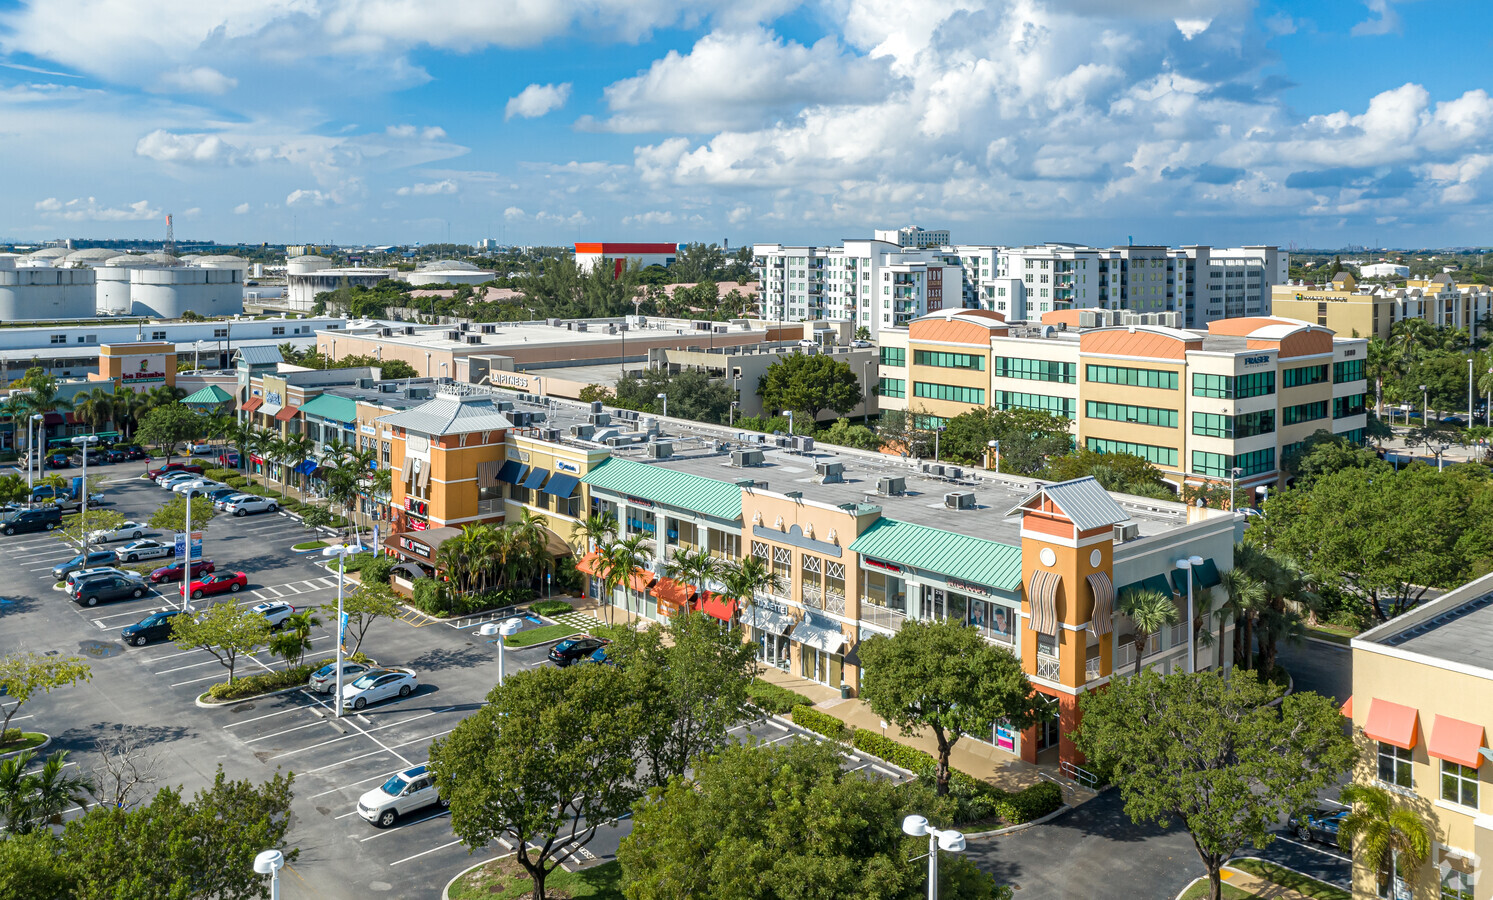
left=1346, top=573, right=1493, bottom=900
left=876, top=308, right=1368, bottom=498
left=873, top=226, right=951, bottom=249
left=376, top=384, right=1239, bottom=773
left=1271, top=272, right=1493, bottom=342
left=751, top=240, right=964, bottom=334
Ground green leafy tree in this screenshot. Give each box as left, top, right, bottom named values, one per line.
left=170, top=602, right=272, bottom=685
left=817, top=417, right=881, bottom=450
left=1074, top=670, right=1355, bottom=900
left=937, top=407, right=1073, bottom=473
left=0, top=651, right=91, bottom=742
left=757, top=354, right=862, bottom=421
left=328, top=581, right=402, bottom=656
left=148, top=494, right=217, bottom=535
left=1042, top=446, right=1170, bottom=498
left=613, top=368, right=738, bottom=424
left=134, top=402, right=204, bottom=463
left=604, top=610, right=757, bottom=790
left=857, top=619, right=1041, bottom=796
left=0, top=473, right=26, bottom=504
left=1116, top=588, right=1179, bottom=676
left=60, top=508, right=126, bottom=551
left=1337, top=783, right=1432, bottom=898
left=0, top=831, right=72, bottom=900
left=1281, top=430, right=1389, bottom=484
left=618, top=738, right=1001, bottom=900
left=268, top=609, right=322, bottom=668
left=428, top=664, right=647, bottom=900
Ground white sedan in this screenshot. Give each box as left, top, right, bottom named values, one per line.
left=173, top=479, right=224, bottom=497
left=114, top=539, right=174, bottom=563
left=88, top=521, right=148, bottom=544
left=340, top=668, right=418, bottom=711
left=308, top=660, right=371, bottom=694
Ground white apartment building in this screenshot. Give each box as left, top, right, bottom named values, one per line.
left=873, top=226, right=951, bottom=249
left=752, top=240, right=964, bottom=335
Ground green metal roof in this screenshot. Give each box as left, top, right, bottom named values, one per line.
left=299, top=393, right=359, bottom=424
left=581, top=457, right=742, bottom=522
left=849, top=518, right=1023, bottom=592
left=181, top=385, right=234, bottom=406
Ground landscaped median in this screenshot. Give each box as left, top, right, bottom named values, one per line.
left=445, top=857, right=622, bottom=900
left=502, top=624, right=576, bottom=648
left=1176, top=858, right=1350, bottom=900
left=195, top=654, right=372, bottom=706
left=785, top=703, right=1066, bottom=828
left=0, top=730, right=50, bottom=757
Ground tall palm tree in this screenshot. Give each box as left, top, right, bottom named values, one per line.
left=73, top=387, right=116, bottom=434
left=1365, top=336, right=1398, bottom=417
left=435, top=529, right=474, bottom=593
left=1337, top=784, right=1431, bottom=899
left=599, top=533, right=651, bottom=624
left=110, top=387, right=145, bottom=439
left=720, top=555, right=784, bottom=616
left=507, top=509, right=552, bottom=591
left=1117, top=588, right=1179, bottom=676
left=227, top=421, right=255, bottom=475
left=665, top=546, right=723, bottom=613
left=247, top=428, right=276, bottom=487
left=1216, top=565, right=1266, bottom=671
left=283, top=433, right=315, bottom=495
left=569, top=512, right=617, bottom=556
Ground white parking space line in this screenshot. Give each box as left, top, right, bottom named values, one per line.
left=334, top=809, right=361, bottom=820
left=91, top=608, right=160, bottom=623
left=170, top=671, right=227, bottom=688
left=259, top=586, right=286, bottom=597
left=222, top=701, right=318, bottom=728
left=242, top=718, right=329, bottom=743
left=389, top=837, right=465, bottom=866
left=310, top=766, right=410, bottom=799
left=307, top=746, right=394, bottom=773
left=357, top=809, right=449, bottom=841
left=1273, top=835, right=1351, bottom=862
left=156, top=657, right=224, bottom=676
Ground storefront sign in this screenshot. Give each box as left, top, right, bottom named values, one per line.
left=864, top=557, right=901, bottom=574
left=490, top=372, right=531, bottom=388
left=555, top=460, right=580, bottom=474
left=626, top=496, right=655, bottom=508
left=947, top=578, right=992, bottom=598
left=266, top=391, right=283, bottom=407
left=120, top=355, right=168, bottom=390
left=399, top=536, right=431, bottom=558
left=1243, top=355, right=1270, bottom=367
left=753, top=598, right=786, bottom=615
left=360, top=424, right=376, bottom=435
left=403, top=497, right=428, bottom=516
left=409, top=520, right=427, bottom=532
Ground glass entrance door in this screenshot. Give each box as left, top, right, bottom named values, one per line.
left=800, top=646, right=843, bottom=687
left=755, top=629, right=788, bottom=670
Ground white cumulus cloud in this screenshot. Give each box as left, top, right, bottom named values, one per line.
left=233, top=202, right=250, bottom=214
left=505, top=83, right=572, bottom=120
left=395, top=179, right=457, bottom=196
left=153, top=65, right=237, bottom=94
left=34, top=196, right=160, bottom=221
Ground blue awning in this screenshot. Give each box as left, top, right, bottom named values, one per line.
left=542, top=472, right=579, bottom=498
left=496, top=460, right=525, bottom=485
left=521, top=467, right=548, bottom=490
left=294, top=459, right=317, bottom=475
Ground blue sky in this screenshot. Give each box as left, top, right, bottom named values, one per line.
left=0, top=0, right=1489, bottom=249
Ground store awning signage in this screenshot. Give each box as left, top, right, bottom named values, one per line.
left=742, top=604, right=795, bottom=636
left=697, top=591, right=736, bottom=623
left=1028, top=569, right=1061, bottom=636
left=521, top=466, right=548, bottom=490
left=789, top=620, right=846, bottom=653
left=1428, top=715, right=1485, bottom=768
left=1364, top=698, right=1419, bottom=750
left=496, top=460, right=525, bottom=485
left=274, top=405, right=300, bottom=422
left=542, top=472, right=579, bottom=499
left=1086, top=571, right=1114, bottom=636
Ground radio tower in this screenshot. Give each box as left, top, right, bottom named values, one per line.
left=164, top=213, right=176, bottom=255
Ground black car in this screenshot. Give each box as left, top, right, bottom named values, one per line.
left=206, top=487, right=240, bottom=503
left=1287, top=806, right=1347, bottom=845
left=71, top=573, right=147, bottom=607
left=548, top=636, right=609, bottom=667
left=121, top=609, right=184, bottom=646
left=118, top=445, right=149, bottom=461
left=105, top=449, right=130, bottom=463
left=46, top=452, right=72, bottom=469
left=1, top=507, right=62, bottom=535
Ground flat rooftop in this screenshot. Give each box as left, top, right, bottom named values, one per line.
left=1366, top=588, right=1493, bottom=673
left=330, top=317, right=771, bottom=353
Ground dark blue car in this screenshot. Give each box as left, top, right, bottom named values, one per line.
left=1287, top=807, right=1347, bottom=845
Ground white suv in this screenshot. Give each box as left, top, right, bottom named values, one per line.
left=248, top=600, right=295, bottom=629
left=225, top=495, right=279, bottom=517
left=357, top=765, right=446, bottom=827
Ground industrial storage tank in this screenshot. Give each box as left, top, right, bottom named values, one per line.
left=128, top=267, right=243, bottom=318
left=0, top=258, right=97, bottom=319
left=286, top=254, right=332, bottom=275
left=140, top=252, right=182, bottom=267
left=61, top=248, right=119, bottom=267
left=25, top=248, right=69, bottom=263
left=197, top=254, right=250, bottom=272
left=404, top=259, right=496, bottom=286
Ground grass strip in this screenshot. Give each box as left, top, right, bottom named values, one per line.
left=448, top=858, right=621, bottom=900
left=1230, top=859, right=1351, bottom=900
left=503, top=623, right=578, bottom=648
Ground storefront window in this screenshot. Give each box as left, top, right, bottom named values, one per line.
left=801, top=556, right=822, bottom=608
left=801, top=646, right=843, bottom=687
left=710, top=530, right=741, bottom=559
left=969, top=600, right=1016, bottom=645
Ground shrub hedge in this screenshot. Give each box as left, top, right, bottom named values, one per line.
left=746, top=679, right=815, bottom=715
left=789, top=704, right=849, bottom=740
left=529, top=599, right=575, bottom=617
left=358, top=556, right=393, bottom=585
left=226, top=476, right=247, bottom=487
left=206, top=662, right=318, bottom=701
left=205, top=467, right=238, bottom=481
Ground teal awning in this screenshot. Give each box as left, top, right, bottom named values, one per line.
left=299, top=393, right=359, bottom=424
left=1169, top=558, right=1222, bottom=595
left=1119, top=574, right=1175, bottom=601
left=181, top=385, right=234, bottom=406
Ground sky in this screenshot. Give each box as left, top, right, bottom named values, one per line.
left=0, top=0, right=1490, bottom=250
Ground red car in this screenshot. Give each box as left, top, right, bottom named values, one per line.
left=146, top=462, right=203, bottom=479
left=217, top=451, right=241, bottom=467
left=189, top=571, right=247, bottom=599
left=149, top=559, right=215, bottom=584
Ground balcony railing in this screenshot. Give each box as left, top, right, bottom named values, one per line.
left=477, top=498, right=502, bottom=515
left=861, top=603, right=906, bottom=633
left=1085, top=655, right=1102, bottom=681
left=824, top=589, right=846, bottom=615
left=802, top=584, right=823, bottom=609
left=1035, top=655, right=1061, bottom=681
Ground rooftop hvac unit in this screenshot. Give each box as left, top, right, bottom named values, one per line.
left=1078, top=311, right=1098, bottom=328
left=445, top=330, right=462, bottom=341
left=511, top=411, right=532, bottom=427
left=588, top=412, right=612, bottom=426
left=731, top=448, right=765, bottom=467
left=403, top=326, right=416, bottom=335
left=774, top=435, right=793, bottom=449
left=539, top=428, right=561, bottom=442
left=570, top=423, right=595, bottom=440
left=1157, top=311, right=1182, bottom=328
left=480, top=324, right=496, bottom=334
left=380, top=327, right=393, bottom=336
left=646, top=441, right=673, bottom=459
left=458, top=323, right=470, bottom=332
left=465, top=335, right=482, bottom=344
left=944, top=491, right=976, bottom=510
left=795, top=436, right=815, bottom=453
left=878, top=475, right=906, bottom=496
left=606, top=436, right=629, bottom=447
left=641, top=417, right=658, bottom=434
left=574, top=322, right=587, bottom=332
left=814, top=461, right=844, bottom=483
left=946, top=467, right=963, bottom=480
left=496, top=400, right=514, bottom=411
left=1113, top=523, right=1140, bottom=543
left=925, top=464, right=945, bottom=477
left=546, top=318, right=560, bottom=327
left=590, top=401, right=605, bottom=414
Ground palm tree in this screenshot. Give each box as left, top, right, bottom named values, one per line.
left=227, top=421, right=255, bottom=475
left=1365, top=336, right=1397, bottom=418
left=569, top=512, right=617, bottom=556
left=435, top=529, right=474, bottom=593
left=283, top=433, right=315, bottom=495
left=270, top=610, right=323, bottom=668
left=247, top=428, right=277, bottom=488
left=277, top=342, right=302, bottom=364
left=0, top=749, right=92, bottom=834
left=599, top=533, right=651, bottom=624
left=1117, top=588, right=1179, bottom=676
left=110, top=387, right=145, bottom=439
left=1216, top=565, right=1266, bottom=670
left=664, top=546, right=723, bottom=613
left=720, top=554, right=784, bottom=617
left=0, top=394, right=27, bottom=456
left=73, top=387, right=116, bottom=434
left=1337, top=784, right=1431, bottom=899
left=507, top=509, right=552, bottom=591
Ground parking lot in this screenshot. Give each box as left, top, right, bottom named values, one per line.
left=0, top=463, right=899, bottom=899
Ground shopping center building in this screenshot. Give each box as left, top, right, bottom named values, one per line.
left=875, top=308, right=1368, bottom=499
left=376, top=383, right=1239, bottom=770
left=1345, top=574, right=1493, bottom=900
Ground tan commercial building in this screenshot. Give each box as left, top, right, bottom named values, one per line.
left=1347, top=575, right=1493, bottom=899
left=1272, top=272, right=1493, bottom=341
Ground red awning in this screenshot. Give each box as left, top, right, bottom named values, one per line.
left=1364, top=699, right=1419, bottom=750
left=1340, top=696, right=1353, bottom=718
left=698, top=591, right=737, bottom=623
left=42, top=412, right=63, bottom=425
left=63, top=412, right=81, bottom=425
left=241, top=397, right=263, bottom=412
left=1428, top=715, right=1485, bottom=768
left=274, top=405, right=300, bottom=422
left=575, top=551, right=655, bottom=593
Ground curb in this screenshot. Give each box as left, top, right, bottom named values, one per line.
left=441, top=852, right=517, bottom=900
left=763, top=712, right=921, bottom=780
left=964, top=803, right=1073, bottom=839
left=1231, top=855, right=1352, bottom=893
left=194, top=684, right=307, bottom=708
left=0, top=734, right=51, bottom=760
left=1303, top=634, right=1351, bottom=650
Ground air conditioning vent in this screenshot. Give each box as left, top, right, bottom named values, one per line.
left=465, top=335, right=482, bottom=344
left=380, top=327, right=392, bottom=336
left=539, top=428, right=561, bottom=441
left=445, top=330, right=462, bottom=341
left=814, top=461, right=844, bottom=483
left=795, top=436, right=815, bottom=453
left=403, top=326, right=415, bottom=335
left=877, top=475, right=906, bottom=496
left=511, top=412, right=531, bottom=427
left=569, top=423, right=595, bottom=440
left=731, top=448, right=765, bottom=467
left=1113, top=523, right=1140, bottom=543
left=590, top=401, right=604, bottom=414
left=646, top=441, right=673, bottom=459
left=480, top=324, right=496, bottom=334
left=925, top=464, right=945, bottom=477
left=588, top=412, right=611, bottom=427
left=944, top=491, right=976, bottom=510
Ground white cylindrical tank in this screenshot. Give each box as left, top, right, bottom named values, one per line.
left=140, top=252, right=182, bottom=267
left=0, top=266, right=97, bottom=319
left=405, top=260, right=496, bottom=286
left=61, top=248, right=119, bottom=267
left=197, top=254, right=249, bottom=271
left=286, top=254, right=332, bottom=275
left=128, top=267, right=244, bottom=318
left=26, top=248, right=69, bottom=262
left=95, top=267, right=132, bottom=314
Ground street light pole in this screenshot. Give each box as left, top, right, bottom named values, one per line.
left=1229, top=466, right=1242, bottom=512
left=71, top=435, right=98, bottom=551
left=479, top=618, right=524, bottom=684
left=901, top=815, right=967, bottom=900
left=253, top=850, right=284, bottom=900
left=26, top=414, right=43, bottom=490
left=1469, top=357, right=1474, bottom=425
left=1175, top=555, right=1204, bottom=672
left=1421, top=383, right=1428, bottom=425
left=322, top=543, right=358, bottom=717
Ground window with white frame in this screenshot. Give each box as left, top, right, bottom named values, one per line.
left=1441, top=866, right=1473, bottom=900
left=1440, top=760, right=1478, bottom=808
left=1378, top=742, right=1413, bottom=788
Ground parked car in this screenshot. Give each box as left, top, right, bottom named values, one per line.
left=46, top=452, right=72, bottom=469
left=214, top=493, right=252, bottom=511
left=585, top=646, right=612, bottom=666
left=82, top=448, right=109, bottom=465
left=29, top=485, right=68, bottom=503
left=1441, top=415, right=1468, bottom=428
left=66, top=566, right=144, bottom=590
left=121, top=609, right=185, bottom=646
left=146, top=462, right=202, bottom=479
left=217, top=451, right=241, bottom=467
left=115, top=539, right=174, bottom=563
left=0, top=507, right=62, bottom=535
left=148, top=558, right=214, bottom=584
left=341, top=668, right=418, bottom=711
left=357, top=764, right=446, bottom=828
left=70, top=573, right=147, bottom=607
left=51, top=549, right=119, bottom=581
left=105, top=449, right=130, bottom=463
left=224, top=495, right=279, bottom=517
left=157, top=472, right=199, bottom=488
left=248, top=600, right=296, bottom=629
left=308, top=660, right=371, bottom=694
left=206, top=487, right=240, bottom=503
left=1287, top=806, right=1347, bottom=845
left=88, top=521, right=148, bottom=544
left=548, top=635, right=609, bottom=667
left=173, top=479, right=225, bottom=497
left=189, top=571, right=247, bottom=599
left=118, top=445, right=149, bottom=461
left=185, top=442, right=217, bottom=455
